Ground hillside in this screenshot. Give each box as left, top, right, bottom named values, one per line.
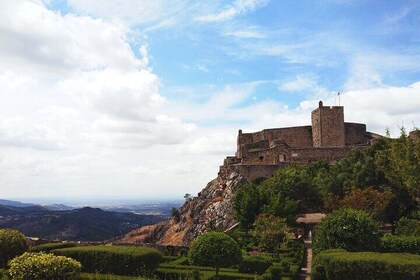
left=120, top=172, right=247, bottom=246
left=0, top=206, right=163, bottom=241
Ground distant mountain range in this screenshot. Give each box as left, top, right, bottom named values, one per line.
left=0, top=199, right=37, bottom=208
left=0, top=200, right=165, bottom=241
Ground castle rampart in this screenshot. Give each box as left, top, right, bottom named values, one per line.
left=220, top=101, right=382, bottom=181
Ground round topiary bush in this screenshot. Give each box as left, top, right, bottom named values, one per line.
left=0, top=229, right=28, bottom=268
left=8, top=252, right=81, bottom=280
left=188, top=232, right=242, bottom=279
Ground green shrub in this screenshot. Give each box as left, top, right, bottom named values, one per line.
left=29, top=242, right=77, bottom=253
left=80, top=273, right=145, bottom=279
left=264, top=264, right=282, bottom=279
left=395, top=217, right=420, bottom=236
left=167, top=256, right=189, bottom=265
left=8, top=252, right=81, bottom=280
left=0, top=269, right=6, bottom=280
left=53, top=245, right=162, bottom=276
left=380, top=235, right=420, bottom=254
left=311, top=250, right=420, bottom=280
left=313, top=208, right=379, bottom=252
left=280, top=260, right=290, bottom=273
left=155, top=267, right=199, bottom=280
left=238, top=255, right=272, bottom=274
left=188, top=232, right=242, bottom=279
left=0, top=229, right=28, bottom=268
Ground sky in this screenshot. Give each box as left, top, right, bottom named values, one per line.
left=0, top=0, right=419, bottom=203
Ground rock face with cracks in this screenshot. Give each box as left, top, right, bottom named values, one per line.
left=120, top=172, right=247, bottom=246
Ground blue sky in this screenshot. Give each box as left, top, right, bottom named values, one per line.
left=0, top=0, right=419, bottom=202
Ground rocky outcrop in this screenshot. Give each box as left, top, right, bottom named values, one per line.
left=120, top=172, right=247, bottom=246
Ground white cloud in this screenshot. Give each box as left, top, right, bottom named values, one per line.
left=0, top=1, right=138, bottom=74
left=67, top=0, right=188, bottom=25
left=0, top=0, right=204, bottom=199
left=306, top=82, right=420, bottom=135
left=224, top=29, right=265, bottom=39
left=0, top=115, right=65, bottom=150
left=279, top=75, right=318, bottom=92
left=196, top=0, right=269, bottom=22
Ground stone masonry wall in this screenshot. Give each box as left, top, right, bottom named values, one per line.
left=241, top=146, right=290, bottom=165
left=345, top=123, right=368, bottom=145
left=238, top=126, right=313, bottom=153
left=312, top=105, right=345, bottom=147
left=288, top=146, right=358, bottom=163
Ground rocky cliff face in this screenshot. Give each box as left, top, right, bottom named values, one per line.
left=120, top=172, right=247, bottom=246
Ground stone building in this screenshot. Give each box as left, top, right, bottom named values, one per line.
left=219, top=101, right=382, bottom=180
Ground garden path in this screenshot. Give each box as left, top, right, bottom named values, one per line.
left=297, top=238, right=312, bottom=280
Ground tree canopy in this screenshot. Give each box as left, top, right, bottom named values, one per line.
left=233, top=130, right=420, bottom=227
left=188, top=232, right=242, bottom=279
left=313, top=208, right=380, bottom=252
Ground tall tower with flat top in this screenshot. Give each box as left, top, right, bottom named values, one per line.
left=311, top=101, right=345, bottom=147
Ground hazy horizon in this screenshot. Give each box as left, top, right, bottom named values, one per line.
left=1, top=196, right=184, bottom=207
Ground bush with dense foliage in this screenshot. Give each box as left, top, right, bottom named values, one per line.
left=261, top=264, right=282, bottom=280
left=0, top=229, right=28, bottom=268
left=53, top=245, right=162, bottom=276
left=313, top=208, right=379, bottom=252
left=253, top=214, right=287, bottom=253
left=238, top=255, right=272, bottom=274
left=380, top=235, right=420, bottom=254
left=188, top=232, right=242, bottom=279
left=395, top=217, right=420, bottom=236
left=312, top=249, right=420, bottom=280
left=8, top=252, right=81, bottom=280
left=29, top=242, right=77, bottom=253
left=233, top=182, right=261, bottom=233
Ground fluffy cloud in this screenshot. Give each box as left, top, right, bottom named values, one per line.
left=0, top=1, right=138, bottom=74
left=0, top=115, right=65, bottom=150
left=0, top=0, right=200, bottom=199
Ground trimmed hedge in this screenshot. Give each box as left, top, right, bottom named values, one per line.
left=156, top=267, right=256, bottom=280
left=380, top=235, right=420, bottom=254
left=80, top=273, right=145, bottom=279
left=238, top=255, right=273, bottom=274
left=53, top=245, right=162, bottom=276
left=8, top=252, right=81, bottom=280
left=312, top=250, right=420, bottom=280
left=29, top=242, right=77, bottom=253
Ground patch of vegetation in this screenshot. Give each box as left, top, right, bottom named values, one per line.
left=188, top=232, right=242, bottom=279
left=8, top=252, right=81, bottom=280
left=53, top=245, right=162, bottom=276
left=0, top=229, right=28, bottom=268
left=380, top=235, right=420, bottom=254
left=29, top=242, right=77, bottom=253
left=80, top=273, right=145, bottom=280
left=313, top=208, right=380, bottom=252
left=312, top=250, right=420, bottom=280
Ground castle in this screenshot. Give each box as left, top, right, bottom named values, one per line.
left=219, top=101, right=382, bottom=180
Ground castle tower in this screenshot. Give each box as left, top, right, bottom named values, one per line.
left=311, top=101, right=345, bottom=147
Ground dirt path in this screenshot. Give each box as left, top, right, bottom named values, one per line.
left=297, top=238, right=312, bottom=280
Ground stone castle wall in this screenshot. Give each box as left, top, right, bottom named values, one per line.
left=345, top=123, right=368, bottom=145
left=312, top=104, right=345, bottom=147
left=222, top=102, right=381, bottom=182
left=237, top=126, right=313, bottom=157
